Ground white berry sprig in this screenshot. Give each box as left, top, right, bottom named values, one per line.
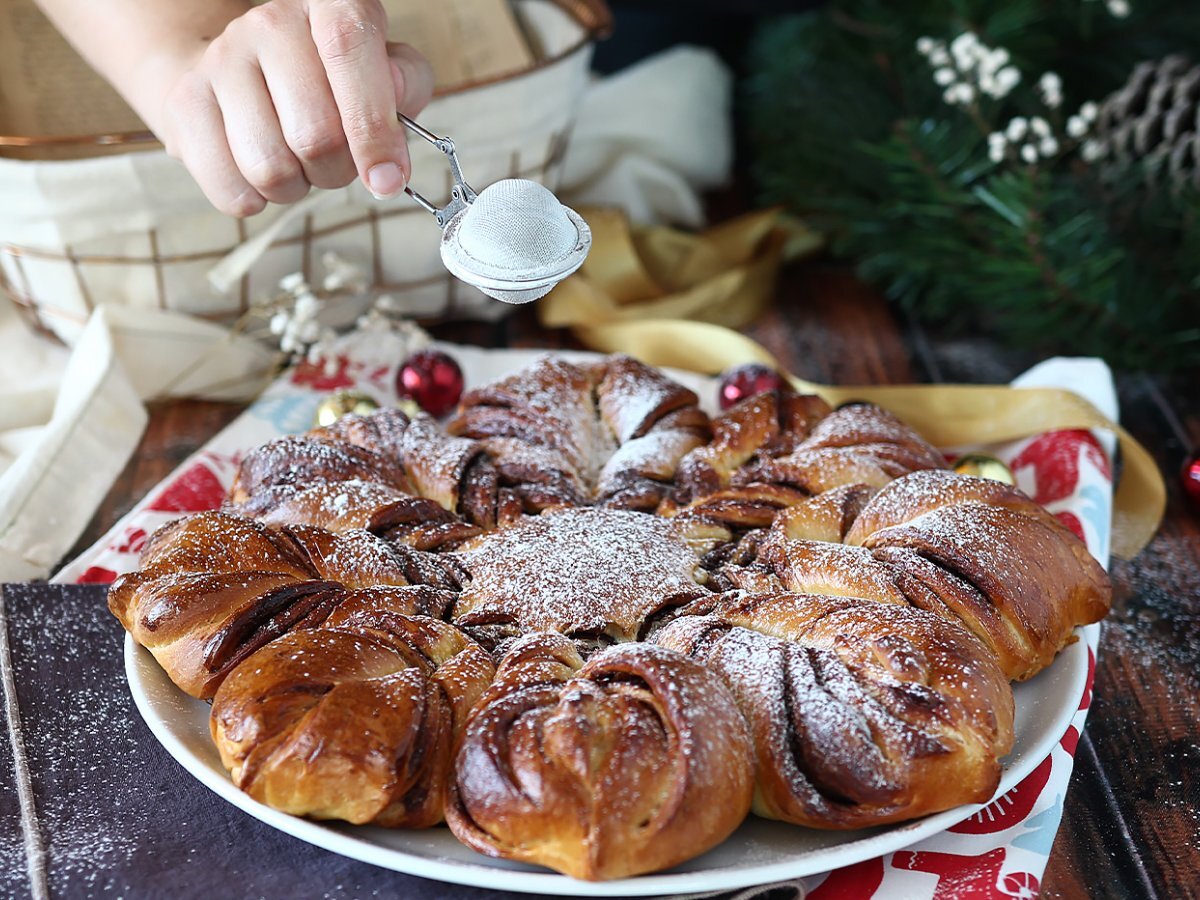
left=267, top=273, right=334, bottom=358
left=989, top=116, right=1060, bottom=164
left=918, top=30, right=1105, bottom=172
left=1084, top=0, right=1131, bottom=19
left=917, top=32, right=1021, bottom=107
left=254, top=252, right=373, bottom=370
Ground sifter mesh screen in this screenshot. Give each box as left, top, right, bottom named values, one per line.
left=456, top=179, right=579, bottom=270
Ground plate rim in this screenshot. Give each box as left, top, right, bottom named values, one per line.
left=124, top=624, right=1093, bottom=896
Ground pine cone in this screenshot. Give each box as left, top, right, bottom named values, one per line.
left=1093, top=55, right=1200, bottom=190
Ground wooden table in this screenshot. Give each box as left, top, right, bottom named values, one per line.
left=67, top=263, right=1200, bottom=898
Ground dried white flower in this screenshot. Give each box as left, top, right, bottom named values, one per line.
left=1067, top=115, right=1089, bottom=138
left=1039, top=137, right=1060, bottom=156
left=279, top=272, right=308, bottom=293
left=374, top=294, right=406, bottom=314
left=934, top=67, right=958, bottom=86
left=262, top=268, right=336, bottom=359
left=292, top=291, right=321, bottom=322
left=951, top=32, right=978, bottom=65
left=988, top=142, right=1007, bottom=163
left=1080, top=101, right=1100, bottom=121
left=1107, top=0, right=1131, bottom=17
left=1021, top=144, right=1039, bottom=163
left=994, top=67, right=1021, bottom=95
left=305, top=327, right=339, bottom=367
left=926, top=32, right=1022, bottom=109
left=1030, top=117, right=1052, bottom=138
left=1006, top=117, right=1029, bottom=140
left=1082, top=139, right=1103, bottom=162
left=300, top=319, right=322, bottom=344
left=1038, top=72, right=1063, bottom=108
left=917, top=36, right=936, bottom=55
left=944, top=83, right=976, bottom=105
left=320, top=251, right=367, bottom=293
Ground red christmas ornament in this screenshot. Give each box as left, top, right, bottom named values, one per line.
left=396, top=349, right=464, bottom=418
left=1182, top=450, right=1200, bottom=511
left=718, top=363, right=786, bottom=410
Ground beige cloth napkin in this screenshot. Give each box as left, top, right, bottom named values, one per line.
left=0, top=300, right=274, bottom=580
left=0, top=46, right=734, bottom=580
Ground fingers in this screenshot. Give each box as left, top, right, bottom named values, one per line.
left=161, top=0, right=433, bottom=215
left=309, top=0, right=409, bottom=198
left=257, top=21, right=357, bottom=189
left=211, top=58, right=311, bottom=205
left=164, top=73, right=267, bottom=218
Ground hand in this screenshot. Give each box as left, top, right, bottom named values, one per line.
left=156, top=0, right=434, bottom=216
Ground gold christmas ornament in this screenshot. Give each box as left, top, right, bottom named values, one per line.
left=313, top=390, right=379, bottom=427
left=396, top=397, right=424, bottom=419
left=952, top=453, right=1016, bottom=485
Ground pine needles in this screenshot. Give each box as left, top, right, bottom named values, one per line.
left=747, top=0, right=1200, bottom=373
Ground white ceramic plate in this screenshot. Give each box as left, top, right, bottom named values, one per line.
left=125, top=623, right=1092, bottom=896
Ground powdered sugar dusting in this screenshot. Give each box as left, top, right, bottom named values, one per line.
left=596, top=357, right=700, bottom=445
left=598, top=430, right=704, bottom=496
left=453, top=509, right=713, bottom=640
left=764, top=539, right=912, bottom=605
left=5, top=589, right=143, bottom=896
left=453, top=356, right=703, bottom=504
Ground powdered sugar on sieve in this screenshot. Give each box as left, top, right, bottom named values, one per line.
left=458, top=180, right=577, bottom=271
left=439, top=179, right=591, bottom=304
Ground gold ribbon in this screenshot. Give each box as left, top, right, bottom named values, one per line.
left=540, top=207, right=823, bottom=331
left=539, top=210, right=1165, bottom=560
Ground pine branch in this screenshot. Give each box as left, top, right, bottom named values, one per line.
left=746, top=0, right=1200, bottom=373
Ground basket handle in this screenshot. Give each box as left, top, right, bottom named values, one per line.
left=550, top=0, right=614, bottom=39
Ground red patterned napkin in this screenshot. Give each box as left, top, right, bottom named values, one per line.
left=55, top=349, right=1115, bottom=900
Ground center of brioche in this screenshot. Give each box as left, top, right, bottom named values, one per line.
left=450, top=508, right=722, bottom=641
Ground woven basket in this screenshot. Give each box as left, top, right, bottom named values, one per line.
left=0, top=0, right=610, bottom=346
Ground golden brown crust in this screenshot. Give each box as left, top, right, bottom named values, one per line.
left=666, top=392, right=941, bottom=529
left=653, top=591, right=1013, bottom=829
left=211, top=609, right=494, bottom=827
left=594, top=354, right=703, bottom=443
left=734, top=403, right=948, bottom=494
left=234, top=481, right=482, bottom=549
left=397, top=416, right=491, bottom=516
left=758, top=538, right=917, bottom=606
left=671, top=390, right=812, bottom=505
left=767, top=483, right=879, bottom=543
left=844, top=470, right=1111, bottom=680
left=310, top=407, right=410, bottom=456
left=228, top=436, right=413, bottom=508
left=227, top=406, right=503, bottom=533
left=108, top=512, right=457, bottom=698
left=449, top=355, right=708, bottom=512
left=445, top=634, right=754, bottom=880
left=114, top=570, right=342, bottom=699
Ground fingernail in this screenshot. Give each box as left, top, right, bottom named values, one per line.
left=366, top=162, right=405, bottom=199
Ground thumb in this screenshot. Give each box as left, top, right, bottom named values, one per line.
left=387, top=42, right=435, bottom=119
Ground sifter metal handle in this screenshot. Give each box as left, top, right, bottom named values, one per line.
left=397, top=113, right=477, bottom=229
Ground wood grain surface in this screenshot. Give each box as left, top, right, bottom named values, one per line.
left=67, top=263, right=1200, bottom=899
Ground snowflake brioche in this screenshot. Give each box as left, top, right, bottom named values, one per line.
left=446, top=634, right=754, bottom=880
left=110, top=354, right=1111, bottom=880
